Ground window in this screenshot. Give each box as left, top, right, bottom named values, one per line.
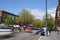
left=3, top=13, right=7, bottom=21
left=58, top=11, right=60, bottom=17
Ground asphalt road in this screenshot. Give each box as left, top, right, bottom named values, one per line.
left=0, top=31, right=39, bottom=40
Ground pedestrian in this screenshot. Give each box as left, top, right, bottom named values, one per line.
left=57, top=30, right=59, bottom=34
left=8, top=25, right=14, bottom=31
left=23, top=25, right=26, bottom=31
left=16, top=25, right=21, bottom=32
left=55, top=27, right=57, bottom=32
left=11, top=25, right=14, bottom=31
left=49, top=28, right=51, bottom=33
left=13, top=25, right=16, bottom=32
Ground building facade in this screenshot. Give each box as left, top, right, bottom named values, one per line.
left=0, top=10, right=19, bottom=24
left=55, top=0, right=60, bottom=27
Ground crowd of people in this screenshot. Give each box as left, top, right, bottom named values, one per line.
left=9, top=25, right=22, bottom=32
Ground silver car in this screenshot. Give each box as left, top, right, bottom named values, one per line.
left=30, top=27, right=40, bottom=34
left=0, top=25, right=13, bottom=36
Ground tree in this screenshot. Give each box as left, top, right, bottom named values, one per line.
left=42, top=14, right=55, bottom=28
left=41, top=19, right=46, bottom=27
left=32, top=19, right=41, bottom=28
left=4, top=16, right=14, bottom=25
left=16, top=9, right=35, bottom=24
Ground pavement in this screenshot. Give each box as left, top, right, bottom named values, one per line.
left=39, top=31, right=60, bottom=40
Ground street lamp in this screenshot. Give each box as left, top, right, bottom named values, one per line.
left=46, top=0, right=48, bottom=37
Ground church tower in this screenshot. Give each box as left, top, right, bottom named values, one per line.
left=55, top=0, right=60, bottom=27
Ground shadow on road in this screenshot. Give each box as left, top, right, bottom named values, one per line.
left=0, top=33, right=17, bottom=40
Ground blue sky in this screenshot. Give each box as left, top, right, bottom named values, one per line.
left=0, top=0, right=58, bottom=19
left=0, top=0, right=58, bottom=14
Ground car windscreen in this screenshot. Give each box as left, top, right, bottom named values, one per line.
left=32, top=27, right=40, bottom=30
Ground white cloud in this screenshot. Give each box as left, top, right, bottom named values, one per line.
left=47, top=7, right=56, bottom=18
left=27, top=9, right=45, bottom=19
left=26, top=7, right=56, bottom=19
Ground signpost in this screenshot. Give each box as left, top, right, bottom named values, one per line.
left=46, top=0, right=48, bottom=37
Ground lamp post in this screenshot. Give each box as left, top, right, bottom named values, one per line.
left=46, top=0, right=48, bottom=37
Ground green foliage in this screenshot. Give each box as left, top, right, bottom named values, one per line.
left=17, top=9, right=35, bottom=24
left=32, top=19, right=41, bottom=28
left=4, top=16, right=14, bottom=25
left=16, top=9, right=55, bottom=28
left=42, top=14, right=55, bottom=28
left=41, top=19, right=46, bottom=27
left=48, top=17, right=55, bottom=28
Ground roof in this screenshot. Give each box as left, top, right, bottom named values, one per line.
left=0, top=10, right=19, bottom=17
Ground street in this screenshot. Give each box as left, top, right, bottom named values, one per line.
left=0, top=31, right=39, bottom=40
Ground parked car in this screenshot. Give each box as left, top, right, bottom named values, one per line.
left=0, top=25, right=14, bottom=36
left=31, top=27, right=40, bottom=34
left=24, top=27, right=32, bottom=33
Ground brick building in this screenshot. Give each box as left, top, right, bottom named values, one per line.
left=55, top=0, right=60, bottom=27
left=0, top=10, right=19, bottom=24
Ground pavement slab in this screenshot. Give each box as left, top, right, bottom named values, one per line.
left=39, top=32, right=60, bottom=40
